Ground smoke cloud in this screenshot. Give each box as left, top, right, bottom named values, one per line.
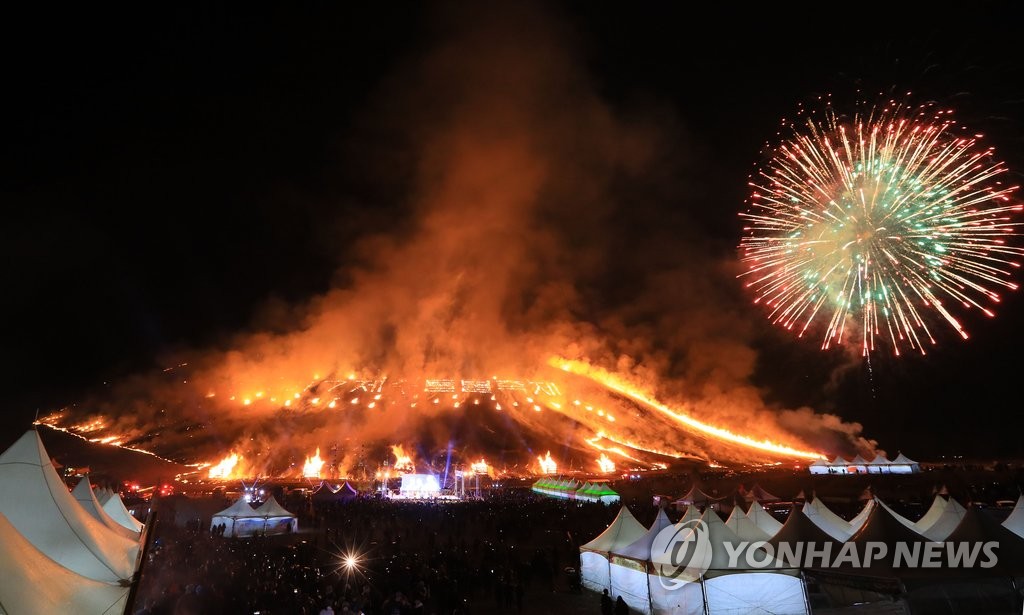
left=46, top=3, right=875, bottom=475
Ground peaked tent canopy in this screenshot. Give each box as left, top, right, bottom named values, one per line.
left=71, top=476, right=139, bottom=541
left=0, top=430, right=139, bottom=583
left=919, top=497, right=967, bottom=542
left=744, top=484, right=781, bottom=502
left=698, top=508, right=808, bottom=614
left=848, top=499, right=875, bottom=533
left=101, top=491, right=144, bottom=533
left=914, top=496, right=951, bottom=533
left=312, top=481, right=358, bottom=504
left=0, top=511, right=129, bottom=615
left=725, top=505, right=771, bottom=542
left=1002, top=495, right=1024, bottom=539
left=253, top=495, right=298, bottom=535
left=609, top=508, right=674, bottom=613
left=766, top=506, right=843, bottom=554
left=210, top=495, right=265, bottom=537
left=674, top=486, right=722, bottom=507
left=802, top=498, right=854, bottom=542
left=843, top=500, right=932, bottom=578
left=746, top=500, right=784, bottom=537
left=580, top=506, right=647, bottom=594
left=581, top=506, right=648, bottom=555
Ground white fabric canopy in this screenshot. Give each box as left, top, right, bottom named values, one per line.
left=745, top=500, right=783, bottom=537
left=0, top=431, right=139, bottom=583
left=71, top=477, right=139, bottom=540
left=580, top=506, right=648, bottom=593
left=920, top=497, right=966, bottom=541
left=725, top=506, right=770, bottom=542
left=1002, top=495, right=1024, bottom=539
left=848, top=499, right=874, bottom=533
left=0, top=511, right=128, bottom=615
left=704, top=573, right=807, bottom=615
left=802, top=498, right=853, bottom=541
left=101, top=492, right=144, bottom=533
left=914, top=496, right=948, bottom=534
left=254, top=495, right=295, bottom=518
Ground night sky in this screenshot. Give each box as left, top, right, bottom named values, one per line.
left=5, top=4, right=1024, bottom=459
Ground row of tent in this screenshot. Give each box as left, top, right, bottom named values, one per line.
left=581, top=493, right=1024, bottom=614
left=668, top=483, right=781, bottom=507
left=809, top=453, right=920, bottom=474
left=532, top=478, right=620, bottom=504
left=311, top=481, right=358, bottom=504
left=211, top=494, right=298, bottom=537
left=0, top=430, right=147, bottom=615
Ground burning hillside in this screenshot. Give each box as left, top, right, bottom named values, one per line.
left=33, top=4, right=877, bottom=480
left=38, top=361, right=842, bottom=481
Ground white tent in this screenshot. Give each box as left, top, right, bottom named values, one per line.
left=808, top=460, right=830, bottom=475
left=919, top=497, right=966, bottom=541
left=609, top=509, right=674, bottom=613
left=71, top=477, right=139, bottom=541
left=253, top=495, right=298, bottom=535
left=724, top=505, right=771, bottom=542
left=95, top=486, right=113, bottom=505
left=580, top=506, right=647, bottom=593
left=847, top=455, right=869, bottom=474
left=0, top=511, right=129, bottom=615
left=745, top=500, right=783, bottom=537
left=699, top=508, right=808, bottom=615
left=101, top=491, right=144, bottom=534
left=0, top=430, right=139, bottom=583
left=1002, top=495, right=1024, bottom=539
left=677, top=504, right=702, bottom=525
left=802, top=498, right=854, bottom=542
left=848, top=499, right=874, bottom=533
left=913, top=495, right=948, bottom=534
left=210, top=496, right=264, bottom=537
left=888, top=453, right=920, bottom=474
left=865, top=454, right=891, bottom=474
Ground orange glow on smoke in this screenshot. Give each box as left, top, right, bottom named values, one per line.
left=551, top=357, right=826, bottom=460
left=302, top=448, right=325, bottom=478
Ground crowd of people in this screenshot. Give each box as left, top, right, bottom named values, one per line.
left=130, top=490, right=631, bottom=615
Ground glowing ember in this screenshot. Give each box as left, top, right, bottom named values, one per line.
left=596, top=453, right=615, bottom=473
left=537, top=451, right=557, bottom=474
left=391, top=445, right=415, bottom=473
left=302, top=448, right=325, bottom=478
left=552, top=357, right=826, bottom=460
left=470, top=459, right=489, bottom=475
left=208, top=453, right=240, bottom=479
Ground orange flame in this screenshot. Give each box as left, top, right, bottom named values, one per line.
left=596, top=453, right=615, bottom=473
left=391, top=445, right=415, bottom=473
left=551, top=357, right=826, bottom=460
left=470, top=459, right=489, bottom=475
left=537, top=451, right=557, bottom=474
left=208, top=453, right=240, bottom=479
left=302, top=447, right=325, bottom=478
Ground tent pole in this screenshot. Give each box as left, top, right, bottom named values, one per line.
left=799, top=570, right=811, bottom=615
left=700, top=574, right=709, bottom=615
left=645, top=561, right=654, bottom=614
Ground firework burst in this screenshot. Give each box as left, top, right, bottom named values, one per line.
left=740, top=99, right=1023, bottom=355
